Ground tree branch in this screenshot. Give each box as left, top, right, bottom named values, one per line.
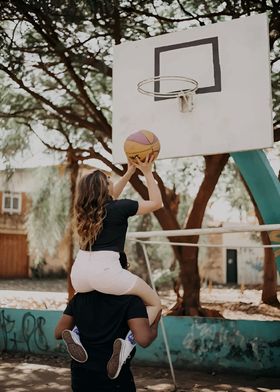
left=176, top=0, right=206, bottom=26
left=24, top=122, right=68, bottom=152
left=12, top=0, right=112, bottom=137
left=0, top=64, right=102, bottom=133
left=34, top=60, right=92, bottom=116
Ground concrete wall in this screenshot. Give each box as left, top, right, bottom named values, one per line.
left=222, top=232, right=264, bottom=284
left=1, top=308, right=279, bottom=376
left=198, top=225, right=280, bottom=285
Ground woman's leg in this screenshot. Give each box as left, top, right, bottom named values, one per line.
left=125, top=276, right=161, bottom=325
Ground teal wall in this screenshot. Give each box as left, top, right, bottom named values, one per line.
left=135, top=316, right=280, bottom=376
left=1, top=308, right=279, bottom=376
left=0, top=308, right=67, bottom=356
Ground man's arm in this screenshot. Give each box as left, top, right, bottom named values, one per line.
left=127, top=310, right=161, bottom=348
left=54, top=314, right=75, bottom=339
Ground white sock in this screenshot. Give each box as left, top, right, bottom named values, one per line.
left=125, top=330, right=136, bottom=346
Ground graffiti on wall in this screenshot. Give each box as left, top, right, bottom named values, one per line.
left=0, top=309, right=52, bottom=352
left=182, top=319, right=273, bottom=369
left=0, top=309, right=68, bottom=355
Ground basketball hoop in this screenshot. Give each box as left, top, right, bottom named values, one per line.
left=137, top=75, right=198, bottom=113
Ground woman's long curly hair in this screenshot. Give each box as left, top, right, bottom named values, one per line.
left=75, top=170, right=112, bottom=250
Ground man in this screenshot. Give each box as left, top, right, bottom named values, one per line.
left=55, top=288, right=161, bottom=391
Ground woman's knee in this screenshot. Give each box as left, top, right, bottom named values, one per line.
left=129, top=277, right=161, bottom=306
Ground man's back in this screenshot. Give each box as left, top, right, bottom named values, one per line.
left=55, top=290, right=160, bottom=391
left=64, top=291, right=148, bottom=371
left=64, top=291, right=148, bottom=391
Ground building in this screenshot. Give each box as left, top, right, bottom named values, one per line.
left=0, top=168, right=34, bottom=278
left=0, top=164, right=95, bottom=278
left=199, top=221, right=279, bottom=285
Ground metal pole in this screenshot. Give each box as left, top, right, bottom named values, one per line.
left=127, top=223, right=280, bottom=239
left=141, top=242, right=177, bottom=390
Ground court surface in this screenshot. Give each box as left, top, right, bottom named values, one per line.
left=0, top=352, right=279, bottom=392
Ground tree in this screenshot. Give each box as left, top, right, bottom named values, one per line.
left=0, top=0, right=279, bottom=309
left=25, top=166, right=71, bottom=273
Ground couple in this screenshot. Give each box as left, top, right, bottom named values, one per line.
left=55, top=156, right=163, bottom=390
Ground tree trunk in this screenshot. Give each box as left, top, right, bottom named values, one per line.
left=66, top=156, right=79, bottom=301
left=179, top=154, right=229, bottom=315
left=241, top=179, right=279, bottom=306
left=261, top=228, right=279, bottom=306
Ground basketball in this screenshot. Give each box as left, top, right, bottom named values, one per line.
left=124, top=130, right=160, bottom=163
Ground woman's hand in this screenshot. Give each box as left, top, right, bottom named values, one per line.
left=133, top=154, right=155, bottom=176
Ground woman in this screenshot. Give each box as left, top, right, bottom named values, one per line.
left=63, top=155, right=162, bottom=379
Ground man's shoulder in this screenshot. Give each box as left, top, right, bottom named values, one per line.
left=74, top=291, right=144, bottom=305
left=107, top=293, right=145, bottom=308
left=123, top=294, right=144, bottom=302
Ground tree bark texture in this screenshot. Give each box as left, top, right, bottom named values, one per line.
left=66, top=153, right=79, bottom=301
left=241, top=179, right=279, bottom=306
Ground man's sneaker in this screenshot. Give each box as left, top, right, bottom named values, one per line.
left=62, top=329, right=88, bottom=363
left=107, top=338, right=134, bottom=379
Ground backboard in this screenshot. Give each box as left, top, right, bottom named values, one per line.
left=112, top=13, right=273, bottom=163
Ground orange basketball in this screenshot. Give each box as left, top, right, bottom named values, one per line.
left=124, top=130, right=160, bottom=163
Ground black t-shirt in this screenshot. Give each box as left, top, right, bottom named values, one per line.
left=64, top=291, right=148, bottom=371
left=90, top=199, right=138, bottom=252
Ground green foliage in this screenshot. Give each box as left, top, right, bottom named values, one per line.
left=0, top=82, right=31, bottom=167
left=25, top=166, right=71, bottom=259
left=210, top=157, right=253, bottom=215
left=0, top=129, right=30, bottom=165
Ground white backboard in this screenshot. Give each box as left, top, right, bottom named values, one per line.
left=112, top=13, right=273, bottom=163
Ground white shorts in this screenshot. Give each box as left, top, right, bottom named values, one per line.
left=70, top=250, right=138, bottom=295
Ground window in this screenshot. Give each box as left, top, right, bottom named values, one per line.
left=2, top=192, right=22, bottom=214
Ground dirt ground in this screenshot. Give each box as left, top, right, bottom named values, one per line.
left=0, top=352, right=280, bottom=392
left=0, top=279, right=280, bottom=391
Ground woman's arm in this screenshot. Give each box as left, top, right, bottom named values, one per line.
left=112, top=162, right=136, bottom=199
left=134, top=156, right=163, bottom=215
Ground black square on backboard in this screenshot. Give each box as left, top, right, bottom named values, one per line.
left=154, top=36, right=221, bottom=101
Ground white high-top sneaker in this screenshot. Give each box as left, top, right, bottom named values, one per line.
left=62, top=328, right=88, bottom=363
left=107, top=337, right=135, bottom=379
